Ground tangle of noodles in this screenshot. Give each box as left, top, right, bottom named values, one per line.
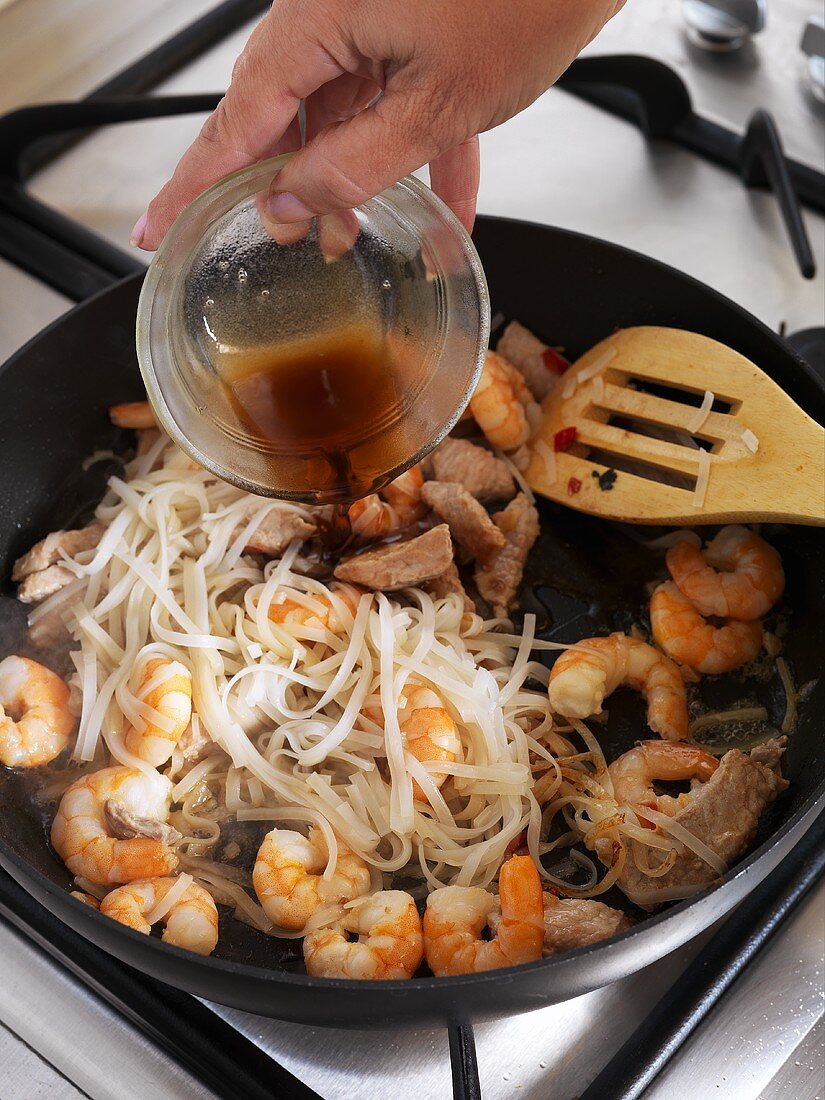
left=28, top=435, right=756, bottom=922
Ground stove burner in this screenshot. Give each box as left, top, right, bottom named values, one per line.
left=801, top=16, right=825, bottom=105
left=682, top=0, right=765, bottom=53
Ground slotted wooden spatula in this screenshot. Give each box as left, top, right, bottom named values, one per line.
left=525, top=326, right=825, bottom=525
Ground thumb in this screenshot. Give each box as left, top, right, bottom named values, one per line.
left=265, top=90, right=456, bottom=223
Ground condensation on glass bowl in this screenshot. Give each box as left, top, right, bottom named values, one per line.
left=136, top=154, right=490, bottom=501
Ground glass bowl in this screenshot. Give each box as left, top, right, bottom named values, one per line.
left=136, top=154, right=490, bottom=502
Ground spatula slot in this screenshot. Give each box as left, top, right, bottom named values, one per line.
left=583, top=447, right=697, bottom=491
left=626, top=377, right=739, bottom=414
left=603, top=413, right=714, bottom=452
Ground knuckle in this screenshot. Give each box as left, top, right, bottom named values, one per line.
left=310, top=144, right=374, bottom=209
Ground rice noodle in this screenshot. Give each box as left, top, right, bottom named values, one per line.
left=532, top=439, right=556, bottom=488
left=741, top=428, right=759, bottom=454
left=686, top=390, right=714, bottom=433
left=776, top=656, right=798, bottom=734
left=689, top=707, right=769, bottom=735
left=635, top=807, right=727, bottom=875
left=144, top=872, right=193, bottom=925
left=562, top=346, right=616, bottom=401
left=54, top=438, right=553, bottom=894
left=692, top=450, right=712, bottom=509
left=493, top=447, right=536, bottom=503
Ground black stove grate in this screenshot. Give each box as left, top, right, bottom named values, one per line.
left=0, top=5, right=822, bottom=1098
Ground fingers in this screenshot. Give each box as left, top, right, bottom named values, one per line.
left=304, top=72, right=381, bottom=140
left=136, top=14, right=342, bottom=250
left=428, top=136, right=480, bottom=233
left=266, top=90, right=457, bottom=222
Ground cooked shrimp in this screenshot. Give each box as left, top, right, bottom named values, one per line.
left=109, top=401, right=157, bottom=429
left=303, top=890, right=423, bottom=979
left=381, top=465, right=425, bottom=524
left=51, top=766, right=179, bottom=884
left=0, top=656, right=76, bottom=767
left=100, top=876, right=219, bottom=955
left=400, top=685, right=461, bottom=801
left=469, top=351, right=531, bottom=453
left=252, top=827, right=371, bottom=931
left=548, top=633, right=688, bottom=741
left=610, top=740, right=719, bottom=815
left=650, top=582, right=763, bottom=674
left=347, top=494, right=398, bottom=542
left=267, top=583, right=362, bottom=632
left=123, top=658, right=192, bottom=767
left=423, top=854, right=544, bottom=975
left=666, top=526, right=784, bottom=621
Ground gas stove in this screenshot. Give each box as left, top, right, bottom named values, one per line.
left=0, top=2, right=822, bottom=1098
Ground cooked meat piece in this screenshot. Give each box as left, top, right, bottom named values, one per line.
left=749, top=736, right=787, bottom=775
left=235, top=505, right=317, bottom=555
left=598, top=741, right=788, bottom=910
left=429, top=438, right=515, bottom=503
left=17, top=564, right=77, bottom=604
left=474, top=493, right=540, bottom=618
left=334, top=524, right=453, bottom=590
left=489, top=892, right=631, bottom=955
left=13, top=523, right=105, bottom=581
left=497, top=321, right=559, bottom=401
left=103, top=799, right=182, bottom=845
left=539, top=895, right=632, bottom=952
left=423, top=561, right=476, bottom=613
left=421, top=481, right=505, bottom=562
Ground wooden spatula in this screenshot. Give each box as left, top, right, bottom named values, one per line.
left=525, top=326, right=825, bottom=525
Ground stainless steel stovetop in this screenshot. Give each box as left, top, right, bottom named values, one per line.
left=0, top=2, right=822, bottom=1097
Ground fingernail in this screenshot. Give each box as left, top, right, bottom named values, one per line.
left=266, top=191, right=313, bottom=223
left=130, top=211, right=148, bottom=248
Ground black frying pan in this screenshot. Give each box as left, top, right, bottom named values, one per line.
left=0, top=217, right=823, bottom=1028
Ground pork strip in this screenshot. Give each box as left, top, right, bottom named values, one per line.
left=474, top=493, right=540, bottom=618
left=334, top=525, right=453, bottom=590
left=423, top=561, right=476, bottom=613
left=17, top=564, right=77, bottom=604
left=429, top=438, right=516, bottom=503
left=236, top=505, right=317, bottom=555
left=421, top=481, right=505, bottom=562
left=489, top=892, right=631, bottom=955
left=13, top=523, right=105, bottom=581
left=497, top=320, right=559, bottom=401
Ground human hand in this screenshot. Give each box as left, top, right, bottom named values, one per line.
left=133, top=0, right=625, bottom=250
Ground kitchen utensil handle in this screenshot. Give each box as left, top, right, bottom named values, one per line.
left=449, top=1020, right=482, bottom=1100
left=579, top=809, right=825, bottom=1100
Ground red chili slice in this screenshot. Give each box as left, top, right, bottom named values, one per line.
left=541, top=347, right=570, bottom=375
left=554, top=427, right=578, bottom=452
left=567, top=476, right=582, bottom=495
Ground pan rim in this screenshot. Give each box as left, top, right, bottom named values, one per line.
left=1, top=216, right=823, bottom=998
